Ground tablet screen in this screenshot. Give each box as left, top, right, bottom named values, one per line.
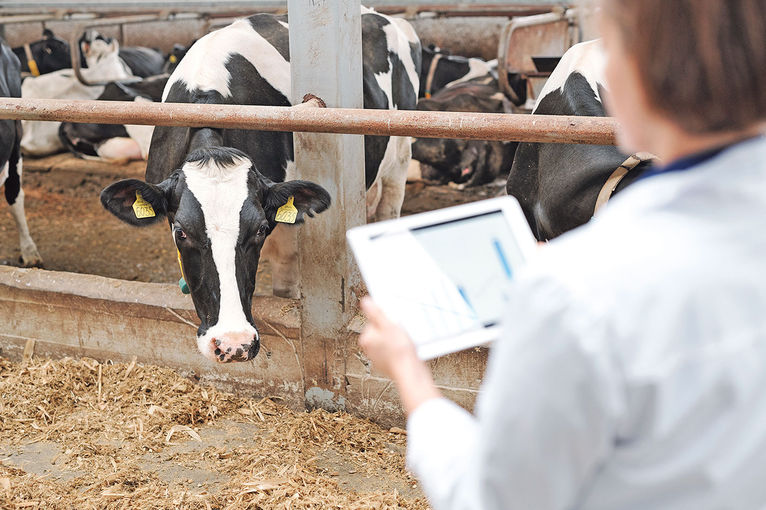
left=364, top=210, right=525, bottom=345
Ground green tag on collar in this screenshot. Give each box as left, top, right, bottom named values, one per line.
left=179, top=277, right=190, bottom=294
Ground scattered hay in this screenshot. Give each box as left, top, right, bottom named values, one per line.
left=0, top=356, right=429, bottom=509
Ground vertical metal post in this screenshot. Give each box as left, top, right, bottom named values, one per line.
left=287, top=0, right=365, bottom=410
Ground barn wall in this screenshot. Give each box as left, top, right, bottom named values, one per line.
left=0, top=265, right=485, bottom=427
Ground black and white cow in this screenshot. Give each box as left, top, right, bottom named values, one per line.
left=100, top=10, right=421, bottom=363
left=21, top=36, right=135, bottom=156
left=0, top=39, right=42, bottom=266
left=78, top=31, right=166, bottom=78
left=12, top=29, right=71, bottom=77
left=412, top=81, right=517, bottom=187
left=419, top=44, right=495, bottom=98
left=59, top=75, right=168, bottom=161
left=506, top=40, right=654, bottom=241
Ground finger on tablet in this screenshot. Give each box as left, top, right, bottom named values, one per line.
left=361, top=297, right=385, bottom=325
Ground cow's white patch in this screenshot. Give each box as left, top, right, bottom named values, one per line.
left=0, top=160, right=8, bottom=188
left=444, top=58, right=493, bottom=89
left=182, top=156, right=257, bottom=360
left=534, top=39, right=605, bottom=113
left=381, top=20, right=420, bottom=103
left=164, top=18, right=290, bottom=101
left=95, top=137, right=143, bottom=161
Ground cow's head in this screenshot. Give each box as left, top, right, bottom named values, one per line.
left=79, top=30, right=120, bottom=68
left=31, top=29, right=71, bottom=75
left=100, top=147, right=331, bottom=363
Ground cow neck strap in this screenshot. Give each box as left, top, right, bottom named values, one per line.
left=594, top=152, right=658, bottom=215
left=424, top=53, right=443, bottom=99
left=23, top=44, right=40, bottom=77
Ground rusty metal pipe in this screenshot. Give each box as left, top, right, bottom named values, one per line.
left=0, top=97, right=618, bottom=145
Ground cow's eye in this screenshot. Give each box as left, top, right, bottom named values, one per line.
left=175, top=228, right=187, bottom=240
left=257, top=224, right=270, bottom=237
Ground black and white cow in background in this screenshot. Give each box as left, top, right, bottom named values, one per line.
left=59, top=75, right=168, bottom=161
left=12, top=29, right=71, bottom=76
left=419, top=44, right=495, bottom=98
left=0, top=39, right=42, bottom=267
left=412, top=81, right=517, bottom=187
left=20, top=35, right=135, bottom=156
left=78, top=30, right=166, bottom=78
left=507, top=40, right=655, bottom=241
left=101, top=9, right=421, bottom=363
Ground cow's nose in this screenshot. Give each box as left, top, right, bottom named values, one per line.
left=212, top=331, right=259, bottom=363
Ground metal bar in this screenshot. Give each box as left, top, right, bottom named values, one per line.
left=0, top=97, right=618, bottom=145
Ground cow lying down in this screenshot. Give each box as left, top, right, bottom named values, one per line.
left=20, top=36, right=134, bottom=156
left=412, top=81, right=518, bottom=188
left=59, top=75, right=167, bottom=162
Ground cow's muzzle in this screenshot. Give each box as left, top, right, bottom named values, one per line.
left=211, top=330, right=260, bottom=363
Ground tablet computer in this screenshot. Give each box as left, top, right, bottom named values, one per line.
left=347, top=196, right=537, bottom=359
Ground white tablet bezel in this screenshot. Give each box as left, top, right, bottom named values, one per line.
left=347, top=195, right=537, bottom=359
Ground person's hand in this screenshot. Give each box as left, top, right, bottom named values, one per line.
left=359, top=297, right=442, bottom=415
left=359, top=297, right=419, bottom=380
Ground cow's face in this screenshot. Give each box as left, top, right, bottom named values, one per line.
left=100, top=147, right=331, bottom=363
left=411, top=137, right=470, bottom=183
left=33, top=29, right=71, bottom=75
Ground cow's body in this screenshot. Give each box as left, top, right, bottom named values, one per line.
left=59, top=75, right=167, bottom=161
left=419, top=45, right=495, bottom=98
left=101, top=10, right=421, bottom=363
left=507, top=40, right=654, bottom=241
left=20, top=38, right=134, bottom=156
left=0, top=39, right=42, bottom=267
left=413, top=81, right=516, bottom=187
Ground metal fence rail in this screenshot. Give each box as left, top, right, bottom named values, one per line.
left=0, top=97, right=617, bottom=145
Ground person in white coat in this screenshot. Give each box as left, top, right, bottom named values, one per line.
left=359, top=1, right=766, bottom=509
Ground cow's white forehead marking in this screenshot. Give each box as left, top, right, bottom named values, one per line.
left=163, top=18, right=290, bottom=101
left=182, top=155, right=256, bottom=349
left=534, top=39, right=605, bottom=113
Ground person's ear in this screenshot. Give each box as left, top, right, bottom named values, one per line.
left=264, top=180, right=331, bottom=225
left=100, top=178, right=172, bottom=226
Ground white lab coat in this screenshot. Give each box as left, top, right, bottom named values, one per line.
left=406, top=136, right=766, bottom=510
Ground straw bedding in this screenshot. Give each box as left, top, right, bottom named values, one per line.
left=0, top=356, right=429, bottom=509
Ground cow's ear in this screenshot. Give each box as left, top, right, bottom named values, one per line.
left=100, top=178, right=170, bottom=226
left=264, top=180, right=331, bottom=225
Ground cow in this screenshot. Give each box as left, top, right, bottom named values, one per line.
left=20, top=36, right=134, bottom=156
left=12, top=29, right=165, bottom=79
left=419, top=44, right=495, bottom=98
left=412, top=81, right=517, bottom=187
left=78, top=30, right=166, bottom=78
left=100, top=10, right=421, bottom=363
left=12, top=29, right=71, bottom=77
left=0, top=39, right=42, bottom=267
left=506, top=39, right=655, bottom=241
left=59, top=75, right=168, bottom=161
left=162, top=42, right=193, bottom=75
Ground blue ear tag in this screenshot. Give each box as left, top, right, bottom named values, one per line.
left=179, top=277, right=190, bottom=294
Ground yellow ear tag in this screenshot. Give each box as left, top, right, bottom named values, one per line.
left=275, top=196, right=298, bottom=224
left=132, top=191, right=156, bottom=219
left=169, top=54, right=177, bottom=64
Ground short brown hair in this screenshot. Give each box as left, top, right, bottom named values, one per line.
left=602, top=0, right=766, bottom=133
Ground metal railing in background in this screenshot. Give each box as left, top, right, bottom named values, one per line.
left=0, top=96, right=617, bottom=145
